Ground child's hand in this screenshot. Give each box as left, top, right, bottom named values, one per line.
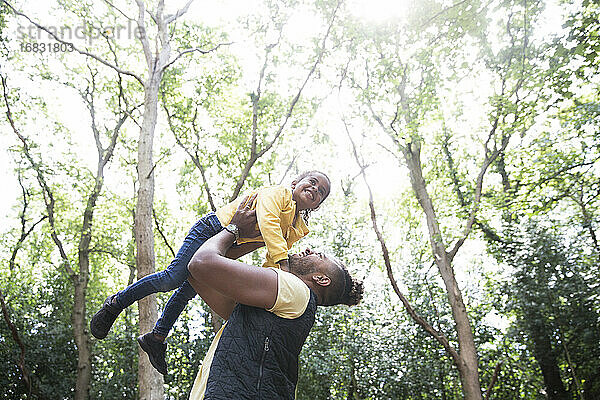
left=230, top=194, right=261, bottom=238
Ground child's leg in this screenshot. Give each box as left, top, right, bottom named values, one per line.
left=114, top=213, right=223, bottom=310
left=138, top=276, right=235, bottom=376
left=114, top=267, right=189, bottom=310
left=152, top=280, right=198, bottom=338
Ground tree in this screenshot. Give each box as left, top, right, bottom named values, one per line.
left=477, top=0, right=600, bottom=393
left=3, top=0, right=231, bottom=396
left=482, top=96, right=600, bottom=400
left=336, top=0, right=548, bottom=397
left=2, top=61, right=131, bottom=397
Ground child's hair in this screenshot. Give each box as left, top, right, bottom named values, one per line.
left=295, top=170, right=331, bottom=224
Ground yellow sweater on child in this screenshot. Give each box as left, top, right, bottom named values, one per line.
left=215, top=185, right=309, bottom=267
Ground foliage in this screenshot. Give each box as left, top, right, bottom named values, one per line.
left=1, top=0, right=599, bottom=399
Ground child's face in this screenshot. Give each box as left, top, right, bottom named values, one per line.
left=291, top=172, right=330, bottom=211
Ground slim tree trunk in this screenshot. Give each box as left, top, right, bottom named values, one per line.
left=403, top=143, right=483, bottom=400
left=73, top=278, right=91, bottom=400
left=73, top=171, right=102, bottom=400
left=73, top=177, right=102, bottom=399
left=135, top=76, right=164, bottom=399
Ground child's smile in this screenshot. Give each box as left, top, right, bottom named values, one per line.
left=292, top=172, right=330, bottom=211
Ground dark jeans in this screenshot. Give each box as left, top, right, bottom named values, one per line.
left=114, top=212, right=223, bottom=337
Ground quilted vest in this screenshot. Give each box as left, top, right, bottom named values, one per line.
left=203, top=290, right=318, bottom=399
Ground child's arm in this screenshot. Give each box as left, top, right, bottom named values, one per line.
left=254, top=187, right=292, bottom=267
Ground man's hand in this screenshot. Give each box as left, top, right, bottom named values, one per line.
left=230, top=194, right=261, bottom=238
left=188, top=192, right=278, bottom=312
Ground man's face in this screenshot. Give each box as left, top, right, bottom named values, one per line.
left=288, top=249, right=335, bottom=276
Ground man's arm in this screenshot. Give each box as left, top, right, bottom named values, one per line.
left=225, top=241, right=264, bottom=260
left=187, top=275, right=237, bottom=320
left=188, top=197, right=278, bottom=310
left=277, top=258, right=289, bottom=271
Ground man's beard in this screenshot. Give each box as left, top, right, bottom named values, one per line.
left=288, top=255, right=316, bottom=275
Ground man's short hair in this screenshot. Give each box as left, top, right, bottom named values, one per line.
left=324, top=260, right=363, bottom=306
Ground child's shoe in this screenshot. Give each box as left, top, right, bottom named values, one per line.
left=137, top=332, right=168, bottom=375
left=90, top=294, right=122, bottom=339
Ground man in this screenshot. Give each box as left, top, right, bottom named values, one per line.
left=186, top=196, right=363, bottom=399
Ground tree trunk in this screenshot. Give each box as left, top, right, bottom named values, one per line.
left=74, top=134, right=113, bottom=399
left=73, top=277, right=91, bottom=400
left=403, top=143, right=483, bottom=400
left=529, top=321, right=570, bottom=400
left=73, top=185, right=97, bottom=400
left=135, top=75, right=164, bottom=399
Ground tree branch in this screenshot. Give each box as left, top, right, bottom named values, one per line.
left=484, top=361, right=503, bottom=400
left=164, top=0, right=194, bottom=25
left=153, top=208, right=176, bottom=258
left=81, top=67, right=133, bottom=168
left=161, top=41, right=233, bottom=72
left=102, top=0, right=134, bottom=21
left=572, top=189, right=600, bottom=262
left=162, top=100, right=217, bottom=211
left=156, top=0, right=173, bottom=72
left=446, top=6, right=533, bottom=260
left=526, top=158, right=600, bottom=196
left=230, top=0, right=342, bottom=201
left=134, top=0, right=153, bottom=70
left=278, top=155, right=298, bottom=185
left=8, top=172, right=48, bottom=270
left=447, top=106, right=509, bottom=261
left=2, top=74, right=76, bottom=278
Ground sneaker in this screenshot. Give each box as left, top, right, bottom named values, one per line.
left=90, top=294, right=122, bottom=339
left=137, top=332, right=168, bottom=375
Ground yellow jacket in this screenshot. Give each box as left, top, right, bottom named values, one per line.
left=215, top=186, right=309, bottom=267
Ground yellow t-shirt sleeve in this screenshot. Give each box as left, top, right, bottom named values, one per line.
left=266, top=268, right=310, bottom=319
left=255, top=187, right=291, bottom=264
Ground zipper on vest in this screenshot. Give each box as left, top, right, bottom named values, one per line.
left=257, top=336, right=270, bottom=394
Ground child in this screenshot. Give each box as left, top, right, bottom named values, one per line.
left=90, top=170, right=331, bottom=375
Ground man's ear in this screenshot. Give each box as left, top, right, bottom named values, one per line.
left=291, top=179, right=297, bottom=189
left=312, top=274, right=331, bottom=287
